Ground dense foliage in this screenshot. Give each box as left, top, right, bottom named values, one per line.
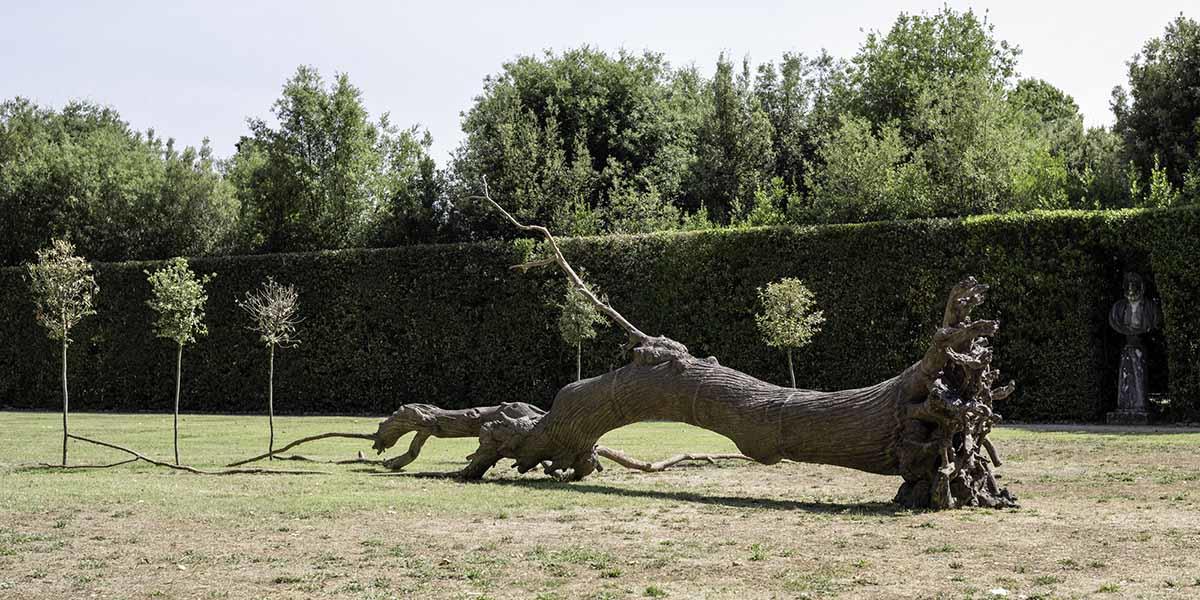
left=3, top=208, right=1196, bottom=423
left=3, top=10, right=1197, bottom=266
left=146, top=258, right=212, bottom=346
left=1112, top=15, right=1200, bottom=193
left=756, top=278, right=825, bottom=351
left=26, top=239, right=98, bottom=343
left=443, top=8, right=1196, bottom=232
left=227, top=66, right=440, bottom=253
left=756, top=277, right=825, bottom=387
left=0, top=100, right=238, bottom=266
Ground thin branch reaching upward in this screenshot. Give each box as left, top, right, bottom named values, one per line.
left=473, top=177, right=648, bottom=348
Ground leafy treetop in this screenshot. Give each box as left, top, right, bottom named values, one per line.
left=755, top=278, right=825, bottom=349
left=145, top=257, right=214, bottom=346
left=559, top=279, right=608, bottom=347
left=0, top=98, right=239, bottom=267
left=228, top=66, right=436, bottom=253
left=1112, top=15, right=1200, bottom=187
left=27, top=239, right=99, bottom=343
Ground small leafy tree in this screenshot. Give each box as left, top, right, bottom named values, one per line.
left=27, top=239, right=98, bottom=465
left=238, top=278, right=301, bottom=460
left=756, top=278, right=825, bottom=388
left=1146, top=155, right=1181, bottom=208
left=146, top=257, right=213, bottom=465
left=558, top=280, right=607, bottom=381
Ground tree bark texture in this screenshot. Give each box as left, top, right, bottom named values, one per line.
left=787, top=348, right=795, bottom=389
left=372, top=403, right=546, bottom=470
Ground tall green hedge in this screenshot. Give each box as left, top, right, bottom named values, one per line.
left=1, top=207, right=1196, bottom=421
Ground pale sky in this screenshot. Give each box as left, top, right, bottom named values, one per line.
left=1, top=1, right=1192, bottom=163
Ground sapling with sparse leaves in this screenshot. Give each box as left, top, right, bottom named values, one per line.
left=238, top=277, right=301, bottom=460
left=27, top=239, right=98, bottom=466
left=756, top=278, right=825, bottom=388
left=558, top=278, right=608, bottom=381
left=146, top=257, right=214, bottom=465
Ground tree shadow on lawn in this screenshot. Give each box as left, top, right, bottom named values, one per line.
left=389, top=471, right=908, bottom=516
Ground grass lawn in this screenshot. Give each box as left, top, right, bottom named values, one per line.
left=1, top=412, right=1198, bottom=599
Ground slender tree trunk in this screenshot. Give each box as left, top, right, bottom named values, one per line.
left=61, top=339, right=68, bottom=466
left=787, top=348, right=795, bottom=389
left=268, top=344, right=275, bottom=461
left=174, top=343, right=183, bottom=465
left=576, top=341, right=582, bottom=382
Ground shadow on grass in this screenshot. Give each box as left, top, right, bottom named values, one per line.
left=392, top=471, right=909, bottom=516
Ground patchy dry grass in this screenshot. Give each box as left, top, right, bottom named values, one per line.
left=1, top=412, right=1198, bottom=599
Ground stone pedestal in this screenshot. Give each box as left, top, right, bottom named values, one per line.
left=1106, top=410, right=1149, bottom=425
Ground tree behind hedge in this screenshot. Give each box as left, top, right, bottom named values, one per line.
left=0, top=98, right=239, bottom=266
left=804, top=7, right=1073, bottom=219
left=228, top=66, right=438, bottom=253
left=1113, top=15, right=1200, bottom=190
left=447, top=48, right=704, bottom=238
left=691, top=54, right=776, bottom=224
left=146, top=257, right=213, bottom=465
left=752, top=51, right=840, bottom=202
left=27, top=239, right=98, bottom=465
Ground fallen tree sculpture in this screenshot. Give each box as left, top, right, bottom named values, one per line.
left=226, top=184, right=1019, bottom=510
left=409, top=183, right=1017, bottom=510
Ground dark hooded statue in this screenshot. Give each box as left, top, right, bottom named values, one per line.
left=1108, top=272, right=1160, bottom=418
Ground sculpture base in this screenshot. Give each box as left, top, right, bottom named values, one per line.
left=1106, top=410, right=1150, bottom=425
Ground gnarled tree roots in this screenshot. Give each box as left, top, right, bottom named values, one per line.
left=893, top=279, right=1018, bottom=509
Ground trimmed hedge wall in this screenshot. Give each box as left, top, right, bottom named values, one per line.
left=1, top=207, right=1196, bottom=422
